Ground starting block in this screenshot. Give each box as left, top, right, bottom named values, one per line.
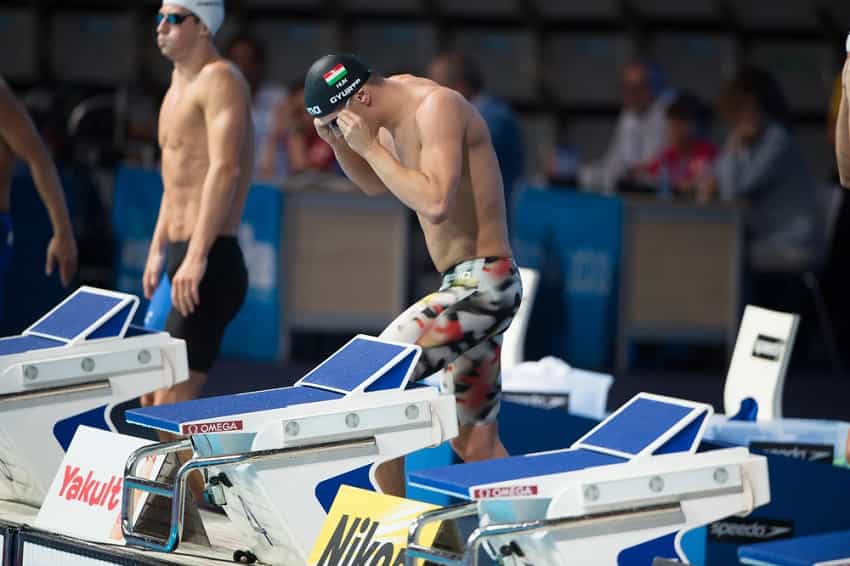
left=0, top=286, right=188, bottom=506
left=407, top=393, right=771, bottom=566
left=121, top=335, right=458, bottom=565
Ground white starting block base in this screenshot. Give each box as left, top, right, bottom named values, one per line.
left=123, top=335, right=457, bottom=566
left=408, top=393, right=770, bottom=566
left=0, top=287, right=188, bottom=507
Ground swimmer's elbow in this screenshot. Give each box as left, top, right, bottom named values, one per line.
left=423, top=180, right=455, bottom=224
left=210, top=161, right=242, bottom=185
left=423, top=200, right=450, bottom=224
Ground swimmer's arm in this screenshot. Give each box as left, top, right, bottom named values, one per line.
left=329, top=134, right=388, bottom=196
left=0, top=79, right=73, bottom=239
left=149, top=196, right=169, bottom=255
left=359, top=92, right=463, bottom=224
left=838, top=59, right=850, bottom=187
left=185, top=70, right=250, bottom=262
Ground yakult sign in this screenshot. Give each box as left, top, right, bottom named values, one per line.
left=58, top=466, right=123, bottom=511
left=36, top=426, right=161, bottom=545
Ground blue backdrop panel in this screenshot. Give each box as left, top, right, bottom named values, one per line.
left=111, top=166, right=162, bottom=325
left=512, top=188, right=622, bottom=370
left=2, top=164, right=77, bottom=335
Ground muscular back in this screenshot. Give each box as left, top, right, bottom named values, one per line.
left=159, top=60, right=253, bottom=242
left=388, top=77, right=511, bottom=271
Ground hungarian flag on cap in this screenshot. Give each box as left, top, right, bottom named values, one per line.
left=323, top=64, right=348, bottom=86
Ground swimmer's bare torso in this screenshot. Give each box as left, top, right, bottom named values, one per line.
left=384, top=77, right=511, bottom=272
left=158, top=59, right=253, bottom=242
left=321, top=75, right=512, bottom=273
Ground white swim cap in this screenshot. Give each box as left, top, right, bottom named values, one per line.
left=163, top=0, right=224, bottom=36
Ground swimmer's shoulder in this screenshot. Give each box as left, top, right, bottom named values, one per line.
left=197, top=59, right=251, bottom=99
left=416, top=85, right=470, bottom=123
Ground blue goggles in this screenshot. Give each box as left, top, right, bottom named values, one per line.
left=156, top=12, right=198, bottom=26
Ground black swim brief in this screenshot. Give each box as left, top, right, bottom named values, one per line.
left=165, top=236, right=248, bottom=373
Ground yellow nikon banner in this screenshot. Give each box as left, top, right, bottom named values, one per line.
left=309, top=485, right=446, bottom=566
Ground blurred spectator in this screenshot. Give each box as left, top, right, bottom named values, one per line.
left=634, top=91, right=717, bottom=202
left=260, top=79, right=335, bottom=177
left=224, top=34, right=287, bottom=180
left=711, top=66, right=822, bottom=274
left=428, top=52, right=525, bottom=221
left=579, top=60, right=674, bottom=194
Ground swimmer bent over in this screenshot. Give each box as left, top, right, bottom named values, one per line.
left=304, top=54, right=522, bottom=496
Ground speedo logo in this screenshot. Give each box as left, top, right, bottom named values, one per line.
left=750, top=441, right=833, bottom=464
left=708, top=517, right=793, bottom=542
left=59, top=465, right=123, bottom=510
left=181, top=420, right=243, bottom=435
left=472, top=485, right=538, bottom=499
left=330, top=77, right=362, bottom=105
left=752, top=334, right=784, bottom=361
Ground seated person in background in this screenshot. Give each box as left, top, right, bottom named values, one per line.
left=634, top=91, right=717, bottom=202
left=708, top=66, right=822, bottom=274
left=579, top=60, right=674, bottom=194
left=259, top=79, right=336, bottom=177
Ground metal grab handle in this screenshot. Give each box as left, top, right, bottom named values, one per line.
left=121, top=439, right=192, bottom=551
left=122, top=436, right=380, bottom=553
left=406, top=502, right=685, bottom=566
left=406, top=503, right=478, bottom=566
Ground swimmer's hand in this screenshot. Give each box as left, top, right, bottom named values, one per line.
left=314, top=118, right=342, bottom=145
left=171, top=256, right=206, bottom=317
left=143, top=250, right=166, bottom=300
left=45, top=233, right=78, bottom=287
left=337, top=110, right=377, bottom=156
